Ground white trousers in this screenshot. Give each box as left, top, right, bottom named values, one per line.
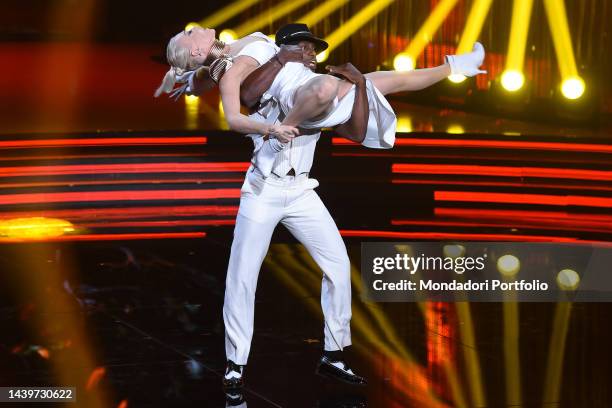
left=223, top=168, right=352, bottom=365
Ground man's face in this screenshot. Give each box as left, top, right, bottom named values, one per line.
left=296, top=40, right=317, bottom=71
left=176, top=26, right=216, bottom=65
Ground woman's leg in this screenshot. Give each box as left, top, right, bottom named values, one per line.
left=281, top=75, right=341, bottom=127
left=365, top=63, right=451, bottom=95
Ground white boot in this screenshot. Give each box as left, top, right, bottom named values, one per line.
left=446, top=42, right=487, bottom=77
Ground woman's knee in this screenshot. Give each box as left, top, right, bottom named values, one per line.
left=311, top=76, right=339, bottom=105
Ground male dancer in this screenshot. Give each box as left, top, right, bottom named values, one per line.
left=220, top=26, right=371, bottom=388
left=158, top=23, right=486, bottom=388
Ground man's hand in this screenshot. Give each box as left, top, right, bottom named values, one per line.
left=276, top=44, right=309, bottom=66
left=269, top=124, right=299, bottom=143
left=326, top=63, right=366, bottom=85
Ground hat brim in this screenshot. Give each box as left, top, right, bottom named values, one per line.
left=278, top=34, right=328, bottom=53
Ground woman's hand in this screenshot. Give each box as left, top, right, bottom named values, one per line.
left=269, top=124, right=299, bottom=143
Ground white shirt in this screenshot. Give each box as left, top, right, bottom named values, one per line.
left=236, top=33, right=321, bottom=177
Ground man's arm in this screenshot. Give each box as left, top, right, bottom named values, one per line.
left=219, top=55, right=299, bottom=139
left=240, top=45, right=306, bottom=110
left=328, top=63, right=369, bottom=143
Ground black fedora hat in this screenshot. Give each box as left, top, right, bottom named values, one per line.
left=275, top=23, right=328, bottom=52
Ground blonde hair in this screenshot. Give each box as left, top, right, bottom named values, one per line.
left=154, top=32, right=198, bottom=97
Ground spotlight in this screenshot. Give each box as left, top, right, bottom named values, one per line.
left=396, top=115, right=413, bottom=133
left=447, top=124, right=465, bottom=134
left=393, top=53, right=415, bottom=71
left=561, top=77, right=585, bottom=100
left=184, top=22, right=201, bottom=31
left=497, top=254, right=520, bottom=277
left=443, top=244, right=466, bottom=258
left=556, top=268, right=580, bottom=290
left=219, top=29, right=237, bottom=43
left=316, top=50, right=328, bottom=63
left=501, top=70, right=525, bottom=92
left=0, top=217, right=74, bottom=239
left=448, top=74, right=466, bottom=83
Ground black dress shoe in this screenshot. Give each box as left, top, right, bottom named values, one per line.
left=316, top=356, right=367, bottom=386
left=223, top=360, right=245, bottom=389
left=225, top=389, right=245, bottom=406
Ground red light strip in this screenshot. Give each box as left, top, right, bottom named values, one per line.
left=434, top=207, right=612, bottom=222
left=333, top=137, right=612, bottom=153
left=435, top=191, right=612, bottom=208
left=0, top=162, right=250, bottom=177
left=79, top=219, right=236, bottom=227
left=392, top=164, right=612, bottom=182
left=0, top=137, right=207, bottom=149
left=0, top=189, right=240, bottom=205
left=0, top=205, right=239, bottom=220
left=340, top=229, right=572, bottom=240
left=0, top=232, right=206, bottom=243
left=390, top=219, right=612, bottom=233
left=391, top=178, right=612, bottom=192
left=339, top=229, right=612, bottom=244
left=0, top=178, right=244, bottom=189
left=0, top=153, right=207, bottom=163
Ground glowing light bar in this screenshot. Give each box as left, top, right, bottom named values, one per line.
left=339, top=229, right=584, bottom=242
left=392, top=163, right=612, bottom=182
left=435, top=191, right=612, bottom=208
left=0, top=137, right=207, bottom=149
left=234, top=0, right=311, bottom=37
left=332, top=137, right=612, bottom=153
left=0, top=232, right=206, bottom=243
left=542, top=0, right=584, bottom=99
left=451, top=0, right=493, bottom=82
left=395, top=0, right=459, bottom=71
left=199, top=0, right=262, bottom=29
left=0, top=189, right=241, bottom=205
left=317, top=0, right=396, bottom=62
left=297, top=0, right=351, bottom=27
left=0, top=162, right=250, bottom=177
left=0, top=205, right=239, bottom=221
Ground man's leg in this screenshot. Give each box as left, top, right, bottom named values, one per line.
left=280, top=190, right=352, bottom=352
left=280, top=189, right=366, bottom=385
left=281, top=75, right=340, bottom=127
left=224, top=193, right=282, bottom=366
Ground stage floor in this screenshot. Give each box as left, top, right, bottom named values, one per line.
left=0, top=128, right=611, bottom=407
left=1, top=238, right=611, bottom=407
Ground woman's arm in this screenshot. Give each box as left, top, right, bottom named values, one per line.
left=219, top=56, right=299, bottom=139
left=240, top=45, right=306, bottom=110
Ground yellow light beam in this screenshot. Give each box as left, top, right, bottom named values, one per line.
left=405, top=0, right=460, bottom=61
left=542, top=302, right=572, bottom=406
left=455, top=302, right=487, bottom=407
left=457, top=0, right=493, bottom=54
left=542, top=0, right=579, bottom=78
left=234, top=0, right=311, bottom=38
left=268, top=246, right=447, bottom=406
left=506, top=0, right=534, bottom=72
left=319, top=0, right=396, bottom=59
left=503, top=301, right=522, bottom=406
left=298, top=0, right=351, bottom=28
left=199, top=0, right=262, bottom=29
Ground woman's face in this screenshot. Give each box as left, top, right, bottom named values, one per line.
left=176, top=26, right=216, bottom=65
